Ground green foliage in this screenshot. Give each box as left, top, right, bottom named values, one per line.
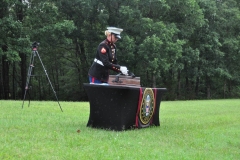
left=0, top=16, right=30, bottom=61
left=1, top=0, right=240, bottom=100
left=139, top=35, right=163, bottom=72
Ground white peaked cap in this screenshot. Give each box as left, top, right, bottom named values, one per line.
left=107, top=27, right=123, bottom=39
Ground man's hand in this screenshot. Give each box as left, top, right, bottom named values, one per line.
left=120, top=66, right=128, bottom=75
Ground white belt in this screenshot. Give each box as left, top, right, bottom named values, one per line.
left=94, top=58, right=104, bottom=66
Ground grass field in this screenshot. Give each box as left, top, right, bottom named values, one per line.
left=0, top=99, right=239, bottom=160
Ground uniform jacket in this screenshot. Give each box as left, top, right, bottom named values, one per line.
left=88, top=39, right=121, bottom=82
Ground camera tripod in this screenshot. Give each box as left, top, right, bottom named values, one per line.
left=22, top=42, right=63, bottom=112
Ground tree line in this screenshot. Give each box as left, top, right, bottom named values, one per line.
left=1, top=0, right=240, bottom=101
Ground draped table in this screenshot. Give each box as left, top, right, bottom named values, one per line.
left=83, top=83, right=167, bottom=131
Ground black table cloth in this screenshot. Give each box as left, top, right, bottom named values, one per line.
left=83, top=83, right=167, bottom=131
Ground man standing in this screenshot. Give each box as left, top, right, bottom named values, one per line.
left=88, top=27, right=128, bottom=84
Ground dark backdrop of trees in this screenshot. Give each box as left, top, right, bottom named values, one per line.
left=1, top=0, right=240, bottom=101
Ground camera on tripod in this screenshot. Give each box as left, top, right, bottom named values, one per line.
left=22, top=41, right=63, bottom=112
left=32, top=41, right=40, bottom=48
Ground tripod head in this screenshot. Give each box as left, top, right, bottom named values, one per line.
left=32, top=41, right=40, bottom=50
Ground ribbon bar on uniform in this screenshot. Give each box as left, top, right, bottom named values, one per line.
left=94, top=58, right=104, bottom=66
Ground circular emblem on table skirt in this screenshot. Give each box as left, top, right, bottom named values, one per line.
left=139, top=88, right=155, bottom=126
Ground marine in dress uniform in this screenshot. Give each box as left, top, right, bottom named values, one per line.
left=88, top=27, right=128, bottom=83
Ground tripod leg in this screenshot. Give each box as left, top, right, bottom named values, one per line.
left=27, top=88, right=31, bottom=107
left=36, top=51, right=63, bottom=112
left=22, top=51, right=35, bottom=108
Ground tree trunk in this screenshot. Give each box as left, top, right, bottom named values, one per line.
left=185, top=76, right=189, bottom=99
left=20, top=53, right=26, bottom=99
left=17, top=0, right=26, bottom=99
left=12, top=62, right=16, bottom=99
left=207, top=86, right=211, bottom=99
left=152, top=73, right=156, bottom=88
left=223, top=80, right=226, bottom=99
left=177, top=69, right=181, bottom=99
left=2, top=55, right=10, bottom=99
left=206, top=76, right=211, bottom=99
left=195, top=76, right=199, bottom=98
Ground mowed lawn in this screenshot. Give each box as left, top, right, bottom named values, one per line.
left=0, top=99, right=239, bottom=160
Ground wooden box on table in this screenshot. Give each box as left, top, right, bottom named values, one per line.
left=108, top=75, right=140, bottom=86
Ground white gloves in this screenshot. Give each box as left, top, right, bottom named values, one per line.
left=120, top=66, right=128, bottom=75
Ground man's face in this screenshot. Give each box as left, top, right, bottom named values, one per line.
left=110, top=34, right=119, bottom=43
